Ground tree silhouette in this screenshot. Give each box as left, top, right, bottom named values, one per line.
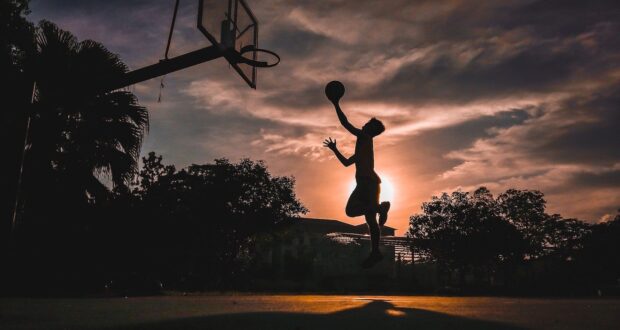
left=1, top=0, right=36, bottom=250
left=119, top=154, right=308, bottom=290
left=497, top=189, right=548, bottom=258
left=24, top=20, right=148, bottom=207
left=135, top=152, right=176, bottom=193
left=2, top=21, right=149, bottom=293
left=409, top=188, right=620, bottom=293
left=543, top=215, right=591, bottom=260
left=578, top=211, right=620, bottom=288
left=408, top=187, right=526, bottom=287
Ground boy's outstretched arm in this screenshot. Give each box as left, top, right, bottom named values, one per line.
left=333, top=102, right=362, bottom=136
left=323, top=137, right=355, bottom=167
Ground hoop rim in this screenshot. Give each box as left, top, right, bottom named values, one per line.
left=227, top=45, right=280, bottom=68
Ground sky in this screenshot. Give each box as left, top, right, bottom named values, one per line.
left=30, top=0, right=620, bottom=234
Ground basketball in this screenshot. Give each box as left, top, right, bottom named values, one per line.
left=325, top=80, right=345, bottom=102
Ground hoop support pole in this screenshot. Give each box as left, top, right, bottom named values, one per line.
left=109, top=45, right=222, bottom=91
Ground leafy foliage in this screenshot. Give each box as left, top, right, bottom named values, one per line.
left=496, top=189, right=548, bottom=257
left=578, top=212, right=620, bottom=286
left=407, top=187, right=619, bottom=292
left=2, top=0, right=36, bottom=245
left=0, top=0, right=34, bottom=70
left=117, top=153, right=308, bottom=289
left=409, top=187, right=525, bottom=285
left=26, top=21, right=148, bottom=203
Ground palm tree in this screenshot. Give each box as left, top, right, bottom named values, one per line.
left=24, top=20, right=148, bottom=205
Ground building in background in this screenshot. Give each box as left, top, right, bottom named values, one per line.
left=253, top=218, right=412, bottom=291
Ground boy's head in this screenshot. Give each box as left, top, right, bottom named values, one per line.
left=362, top=117, right=385, bottom=137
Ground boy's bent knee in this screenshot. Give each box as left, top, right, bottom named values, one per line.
left=346, top=207, right=364, bottom=217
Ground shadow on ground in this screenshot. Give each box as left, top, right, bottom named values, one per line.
left=110, top=299, right=523, bottom=330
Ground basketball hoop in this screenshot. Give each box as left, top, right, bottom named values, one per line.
left=198, top=0, right=280, bottom=88
left=227, top=45, right=280, bottom=68
left=109, top=0, right=280, bottom=91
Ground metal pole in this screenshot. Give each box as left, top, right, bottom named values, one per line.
left=164, top=0, right=181, bottom=60
left=108, top=45, right=222, bottom=91
left=12, top=81, right=37, bottom=234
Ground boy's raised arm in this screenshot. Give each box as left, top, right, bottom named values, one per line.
left=333, top=102, right=362, bottom=136
left=323, top=137, right=355, bottom=167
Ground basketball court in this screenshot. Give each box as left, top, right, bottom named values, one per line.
left=2, top=295, right=619, bottom=330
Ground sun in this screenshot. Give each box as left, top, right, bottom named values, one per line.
left=380, top=175, right=396, bottom=202
left=348, top=175, right=395, bottom=203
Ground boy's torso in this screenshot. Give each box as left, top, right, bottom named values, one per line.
left=355, top=134, right=381, bottom=183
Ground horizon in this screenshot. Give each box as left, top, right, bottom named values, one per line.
left=29, top=0, right=620, bottom=235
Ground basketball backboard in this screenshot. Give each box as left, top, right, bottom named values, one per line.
left=198, top=0, right=258, bottom=88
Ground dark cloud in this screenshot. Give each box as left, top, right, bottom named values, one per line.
left=393, top=108, right=531, bottom=176
left=31, top=0, right=151, bottom=12
left=265, top=23, right=333, bottom=58
left=505, top=0, right=620, bottom=38
left=523, top=84, right=620, bottom=165
left=368, top=27, right=618, bottom=105
left=567, top=169, right=620, bottom=189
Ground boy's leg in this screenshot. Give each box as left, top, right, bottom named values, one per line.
left=362, top=211, right=383, bottom=268
left=345, top=185, right=366, bottom=217
left=361, top=180, right=384, bottom=268
left=364, top=211, right=380, bottom=254
left=378, top=201, right=391, bottom=227
left=348, top=179, right=380, bottom=214
left=363, top=179, right=381, bottom=251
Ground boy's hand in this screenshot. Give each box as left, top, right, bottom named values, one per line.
left=323, top=137, right=337, bottom=151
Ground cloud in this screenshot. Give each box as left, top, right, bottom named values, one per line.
left=30, top=0, right=620, bottom=231
left=437, top=83, right=620, bottom=221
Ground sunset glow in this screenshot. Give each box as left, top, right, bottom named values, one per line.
left=380, top=176, right=395, bottom=203
left=347, top=175, right=396, bottom=204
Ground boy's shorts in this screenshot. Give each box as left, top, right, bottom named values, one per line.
left=346, top=176, right=380, bottom=216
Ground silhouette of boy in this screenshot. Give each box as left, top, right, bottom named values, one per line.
left=323, top=84, right=391, bottom=268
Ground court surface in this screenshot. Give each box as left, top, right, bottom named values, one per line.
left=2, top=295, right=619, bottom=329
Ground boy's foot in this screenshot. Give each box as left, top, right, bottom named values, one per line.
left=378, top=201, right=391, bottom=227
left=361, top=251, right=383, bottom=269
